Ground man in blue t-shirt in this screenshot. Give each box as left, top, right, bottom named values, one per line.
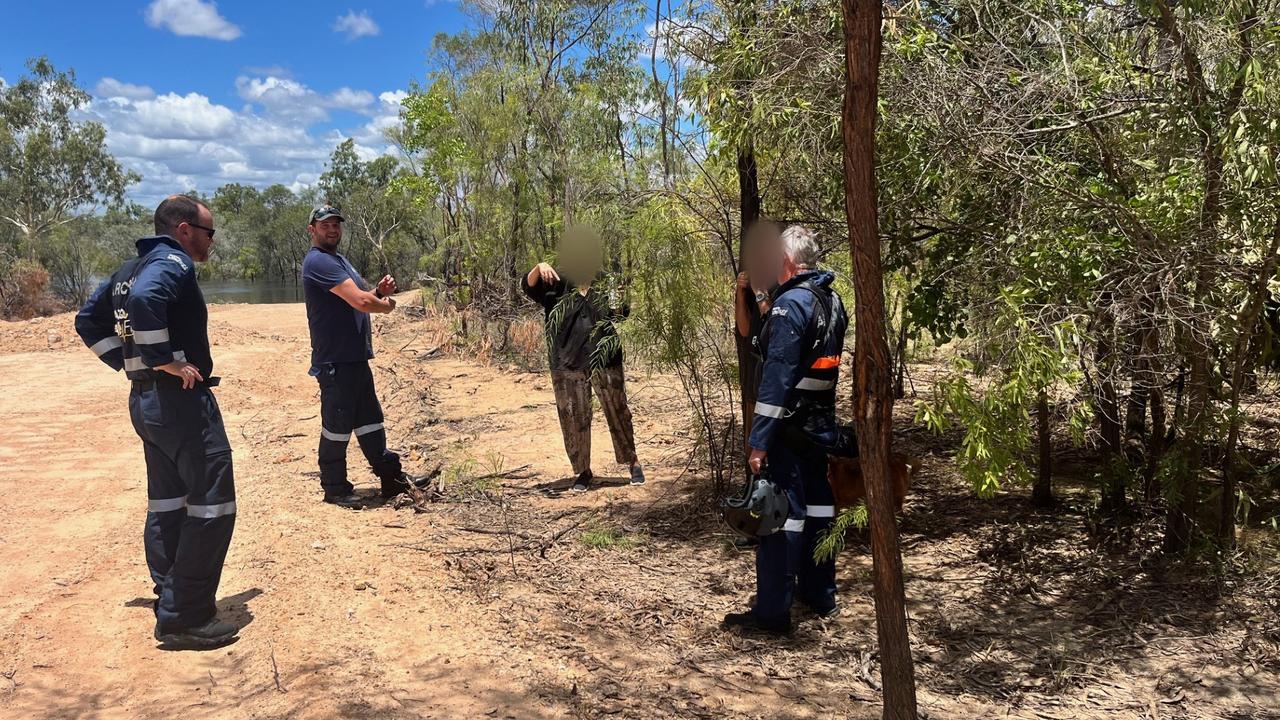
left=301, top=204, right=426, bottom=509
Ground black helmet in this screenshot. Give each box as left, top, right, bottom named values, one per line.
left=721, top=470, right=790, bottom=538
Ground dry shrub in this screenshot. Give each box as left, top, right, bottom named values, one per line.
left=408, top=294, right=547, bottom=371
left=1, top=259, right=63, bottom=320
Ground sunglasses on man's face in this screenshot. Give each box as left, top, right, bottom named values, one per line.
left=187, top=222, right=216, bottom=239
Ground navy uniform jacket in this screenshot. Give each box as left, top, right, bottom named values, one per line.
left=748, top=270, right=848, bottom=452
left=75, top=236, right=213, bottom=381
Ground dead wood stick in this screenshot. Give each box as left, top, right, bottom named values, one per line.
left=458, top=526, right=534, bottom=540
left=538, top=511, right=598, bottom=558
left=270, top=647, right=287, bottom=693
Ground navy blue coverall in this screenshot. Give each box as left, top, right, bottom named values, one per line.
left=75, top=235, right=236, bottom=635
left=747, top=269, right=848, bottom=622
left=301, top=247, right=402, bottom=497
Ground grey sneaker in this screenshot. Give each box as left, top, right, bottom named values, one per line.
left=571, top=470, right=593, bottom=493
left=629, top=464, right=646, bottom=485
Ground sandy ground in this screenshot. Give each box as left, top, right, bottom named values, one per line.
left=1, top=301, right=1277, bottom=720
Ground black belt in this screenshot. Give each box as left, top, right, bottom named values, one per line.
left=131, top=375, right=221, bottom=390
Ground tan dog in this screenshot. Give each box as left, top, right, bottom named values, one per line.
left=827, top=452, right=919, bottom=513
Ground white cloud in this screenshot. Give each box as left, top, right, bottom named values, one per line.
left=333, top=10, right=380, bottom=41
left=329, top=87, right=376, bottom=111
left=235, top=75, right=328, bottom=123
left=83, top=76, right=404, bottom=207
left=125, top=92, right=239, bottom=140
left=145, top=0, right=242, bottom=41
left=378, top=90, right=409, bottom=108
left=95, top=78, right=157, bottom=101
left=234, top=75, right=378, bottom=123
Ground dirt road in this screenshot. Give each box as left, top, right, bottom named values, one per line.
left=2, top=302, right=1276, bottom=720
left=0, top=304, right=575, bottom=719
left=0, top=302, right=876, bottom=720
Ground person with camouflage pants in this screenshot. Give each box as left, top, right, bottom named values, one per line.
left=522, top=227, right=644, bottom=492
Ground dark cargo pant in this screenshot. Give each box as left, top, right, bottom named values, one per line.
left=315, top=361, right=402, bottom=496
left=129, top=381, right=236, bottom=635
left=550, top=366, right=637, bottom=475
left=754, top=440, right=837, bottom=622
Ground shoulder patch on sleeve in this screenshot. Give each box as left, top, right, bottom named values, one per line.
left=166, top=254, right=190, bottom=272
left=770, top=306, right=789, bottom=317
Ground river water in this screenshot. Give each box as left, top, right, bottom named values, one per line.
left=199, top=279, right=305, bottom=304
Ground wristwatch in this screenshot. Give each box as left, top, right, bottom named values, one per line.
left=754, top=291, right=769, bottom=303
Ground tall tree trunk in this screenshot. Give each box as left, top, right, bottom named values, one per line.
left=893, top=312, right=909, bottom=399
left=731, top=0, right=763, bottom=459
left=1034, top=389, right=1053, bottom=507
left=651, top=0, right=673, bottom=188
left=735, top=144, right=762, bottom=454
left=841, top=1, right=918, bottom=717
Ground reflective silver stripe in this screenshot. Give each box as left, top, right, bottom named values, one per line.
left=187, top=501, right=236, bottom=519
left=796, top=377, right=835, bottom=391
left=753, top=402, right=791, bottom=419
left=148, top=496, right=187, bottom=512
left=353, top=422, right=384, bottom=437
left=321, top=427, right=352, bottom=442
left=125, top=350, right=187, bottom=373
left=782, top=518, right=805, bottom=532
left=807, top=505, right=836, bottom=518
left=132, top=328, right=170, bottom=344
left=90, top=336, right=123, bottom=356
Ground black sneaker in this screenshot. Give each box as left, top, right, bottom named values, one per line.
left=571, top=470, right=593, bottom=493
left=732, top=536, right=760, bottom=550
left=324, top=493, right=364, bottom=510
left=721, top=610, right=792, bottom=635
left=382, top=472, right=432, bottom=499
left=629, top=464, right=646, bottom=485
left=155, top=618, right=238, bottom=650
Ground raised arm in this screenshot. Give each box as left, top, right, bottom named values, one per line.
left=526, top=262, right=560, bottom=289
left=331, top=278, right=397, bottom=314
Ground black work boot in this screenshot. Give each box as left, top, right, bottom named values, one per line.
left=155, top=618, right=238, bottom=650
left=324, top=493, right=364, bottom=510
left=382, top=472, right=432, bottom=499
left=721, top=610, right=792, bottom=636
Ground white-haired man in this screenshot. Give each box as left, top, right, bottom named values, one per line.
left=723, top=225, right=849, bottom=635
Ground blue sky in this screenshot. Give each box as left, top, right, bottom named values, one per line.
left=1, top=0, right=474, bottom=205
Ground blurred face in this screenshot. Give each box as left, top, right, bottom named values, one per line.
left=745, top=223, right=784, bottom=292
left=309, top=217, right=344, bottom=251
left=558, top=227, right=603, bottom=284
left=176, top=206, right=216, bottom=262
